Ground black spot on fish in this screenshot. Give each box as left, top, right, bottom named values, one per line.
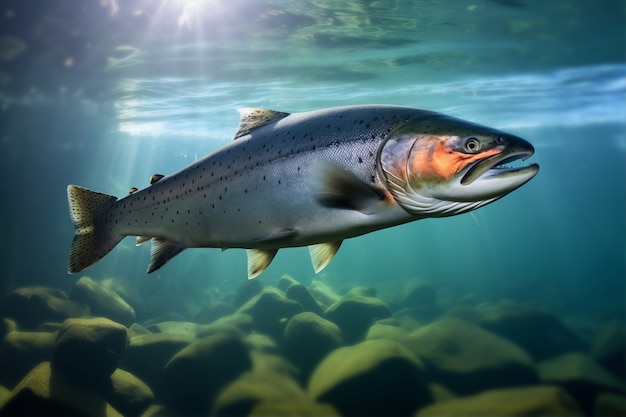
left=358, top=157, right=363, bottom=163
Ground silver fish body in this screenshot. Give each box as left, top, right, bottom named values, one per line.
left=68, top=105, right=539, bottom=277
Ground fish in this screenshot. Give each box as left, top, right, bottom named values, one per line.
left=67, top=105, right=539, bottom=278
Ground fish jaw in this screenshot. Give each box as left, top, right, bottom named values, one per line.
left=380, top=119, right=539, bottom=217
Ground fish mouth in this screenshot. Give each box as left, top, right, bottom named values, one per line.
left=461, top=148, right=539, bottom=186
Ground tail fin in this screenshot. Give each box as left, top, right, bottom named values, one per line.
left=67, top=185, right=123, bottom=273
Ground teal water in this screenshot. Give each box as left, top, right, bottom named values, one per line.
left=1, top=1, right=624, bottom=321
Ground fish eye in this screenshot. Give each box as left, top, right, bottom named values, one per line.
left=464, top=137, right=480, bottom=152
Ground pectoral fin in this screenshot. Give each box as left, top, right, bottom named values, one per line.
left=246, top=248, right=278, bottom=279
left=147, top=238, right=186, bottom=273
left=312, top=161, right=385, bottom=214
left=309, top=241, right=342, bottom=273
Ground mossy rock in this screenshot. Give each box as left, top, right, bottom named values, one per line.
left=163, top=333, right=252, bottom=414
left=121, top=333, right=194, bottom=400
left=403, top=317, right=538, bottom=394
left=283, top=312, right=343, bottom=382
left=285, top=283, right=325, bottom=315
left=5, top=286, right=89, bottom=329
left=250, top=401, right=339, bottom=416
left=212, top=371, right=306, bottom=416
left=594, top=392, right=626, bottom=417
left=0, top=331, right=56, bottom=388
left=102, top=368, right=155, bottom=417
left=0, top=362, right=121, bottom=416
left=237, top=287, right=303, bottom=338
left=194, top=301, right=234, bottom=324
left=416, top=385, right=583, bottom=416
left=70, top=276, right=136, bottom=327
left=232, top=278, right=263, bottom=309
left=365, top=323, right=409, bottom=341
left=592, top=320, right=626, bottom=379
left=308, top=339, right=431, bottom=416
left=277, top=274, right=299, bottom=292
left=538, top=352, right=626, bottom=414
left=324, top=295, right=392, bottom=343
left=53, top=317, right=129, bottom=383
left=478, top=302, right=588, bottom=361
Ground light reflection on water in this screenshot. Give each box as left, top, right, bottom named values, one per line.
left=113, top=63, right=626, bottom=139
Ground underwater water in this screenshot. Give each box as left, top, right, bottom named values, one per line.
left=0, top=0, right=625, bottom=416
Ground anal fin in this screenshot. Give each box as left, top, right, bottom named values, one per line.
left=309, top=241, right=343, bottom=274
left=246, top=248, right=278, bottom=279
left=148, top=238, right=186, bottom=273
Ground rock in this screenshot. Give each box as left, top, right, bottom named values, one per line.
left=0, top=362, right=122, bottom=416
left=163, top=333, right=252, bottom=414
left=197, top=314, right=254, bottom=338
left=308, top=339, right=431, bottom=416
left=309, top=280, right=340, bottom=307
left=592, top=320, right=626, bottom=379
left=245, top=333, right=279, bottom=354
left=478, top=302, right=588, bottom=361
left=1, top=319, right=17, bottom=336
left=428, top=383, right=456, bottom=403
left=277, top=274, right=299, bottom=292
left=120, top=333, right=194, bottom=399
left=594, top=392, right=626, bottom=417
left=53, top=317, right=129, bottom=383
left=286, top=283, right=324, bottom=315
left=232, top=278, right=263, bottom=310
left=365, top=323, right=409, bottom=341
left=0, top=386, right=9, bottom=404
left=101, top=368, right=155, bottom=417
left=141, top=311, right=187, bottom=327
left=70, top=276, right=136, bottom=327
left=402, top=279, right=437, bottom=306
left=35, top=322, right=62, bottom=332
left=145, top=320, right=205, bottom=337
left=214, top=313, right=255, bottom=332
left=128, top=323, right=151, bottom=337
left=324, top=295, right=392, bottom=343
left=0, top=331, right=56, bottom=388
left=140, top=404, right=177, bottom=416
left=283, top=312, right=343, bottom=381
left=250, top=401, right=339, bottom=416
left=237, top=287, right=303, bottom=338
left=377, top=312, right=422, bottom=332
left=345, top=286, right=377, bottom=298
left=5, top=286, right=89, bottom=329
left=538, top=352, right=626, bottom=414
left=416, top=385, right=583, bottom=416
left=403, top=317, right=538, bottom=395
left=194, top=301, right=234, bottom=324
left=212, top=371, right=307, bottom=416
left=249, top=350, right=299, bottom=380
left=444, top=304, right=484, bottom=325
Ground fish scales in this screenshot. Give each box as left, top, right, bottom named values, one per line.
left=107, top=106, right=415, bottom=247
left=67, top=104, right=539, bottom=277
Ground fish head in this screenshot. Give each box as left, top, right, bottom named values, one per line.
left=379, top=113, right=539, bottom=216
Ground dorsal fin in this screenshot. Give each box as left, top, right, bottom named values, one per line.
left=234, top=108, right=290, bottom=139
left=150, top=174, right=165, bottom=185
left=129, top=187, right=139, bottom=195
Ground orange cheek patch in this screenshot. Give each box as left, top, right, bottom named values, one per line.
left=407, top=136, right=500, bottom=186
